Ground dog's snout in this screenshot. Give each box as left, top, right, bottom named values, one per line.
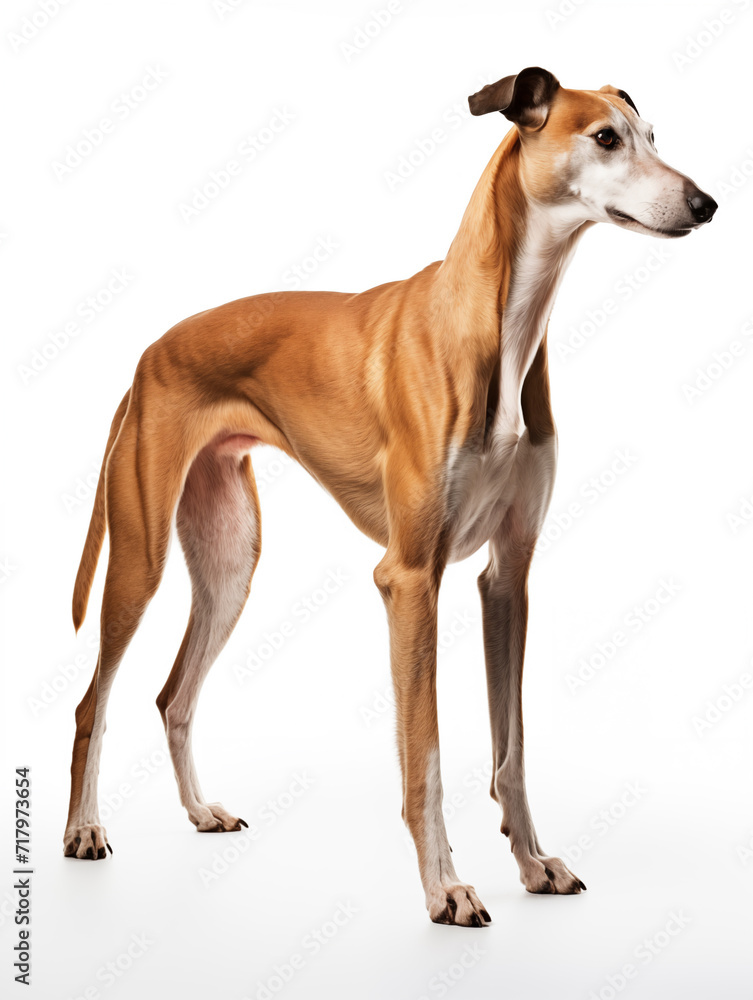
left=687, top=190, right=718, bottom=224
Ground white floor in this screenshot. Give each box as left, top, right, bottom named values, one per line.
left=5, top=692, right=750, bottom=1000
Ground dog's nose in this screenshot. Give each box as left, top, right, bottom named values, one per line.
left=687, top=190, right=718, bottom=224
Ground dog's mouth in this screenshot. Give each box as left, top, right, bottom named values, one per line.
left=606, top=207, right=692, bottom=238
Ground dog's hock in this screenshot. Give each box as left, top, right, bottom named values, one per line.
left=468, top=67, right=560, bottom=130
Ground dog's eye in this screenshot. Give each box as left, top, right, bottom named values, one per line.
left=650, top=131, right=656, bottom=147
left=594, top=128, right=619, bottom=148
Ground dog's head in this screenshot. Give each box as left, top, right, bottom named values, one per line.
left=469, top=67, right=717, bottom=238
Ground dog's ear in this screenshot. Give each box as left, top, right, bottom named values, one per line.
left=599, top=84, right=640, bottom=117
left=468, top=67, right=560, bottom=130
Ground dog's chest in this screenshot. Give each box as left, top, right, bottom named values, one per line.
left=443, top=225, right=569, bottom=562
left=444, top=420, right=527, bottom=562
left=438, top=210, right=584, bottom=563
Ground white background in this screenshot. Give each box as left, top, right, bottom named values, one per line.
left=2, top=1, right=752, bottom=998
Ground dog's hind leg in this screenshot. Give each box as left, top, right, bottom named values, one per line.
left=156, top=439, right=261, bottom=832
left=64, top=393, right=189, bottom=859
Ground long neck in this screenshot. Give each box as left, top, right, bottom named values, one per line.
left=496, top=194, right=589, bottom=430
left=440, top=130, right=526, bottom=290
left=433, top=129, right=590, bottom=433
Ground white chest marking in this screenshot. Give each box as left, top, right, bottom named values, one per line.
left=446, top=207, right=584, bottom=562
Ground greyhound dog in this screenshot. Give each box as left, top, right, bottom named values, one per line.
left=64, top=67, right=716, bottom=926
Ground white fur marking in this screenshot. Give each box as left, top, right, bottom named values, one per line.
left=446, top=206, right=583, bottom=561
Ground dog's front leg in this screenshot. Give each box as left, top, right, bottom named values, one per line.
left=478, top=501, right=586, bottom=895
left=375, top=549, right=491, bottom=926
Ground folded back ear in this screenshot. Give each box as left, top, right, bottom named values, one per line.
left=599, top=84, right=640, bottom=117
left=468, top=67, right=560, bottom=130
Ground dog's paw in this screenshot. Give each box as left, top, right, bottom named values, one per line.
left=192, top=801, right=249, bottom=833
left=427, top=883, right=492, bottom=927
left=63, top=824, right=112, bottom=860
left=520, top=854, right=586, bottom=895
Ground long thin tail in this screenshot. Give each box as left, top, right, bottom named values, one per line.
left=72, top=390, right=131, bottom=632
